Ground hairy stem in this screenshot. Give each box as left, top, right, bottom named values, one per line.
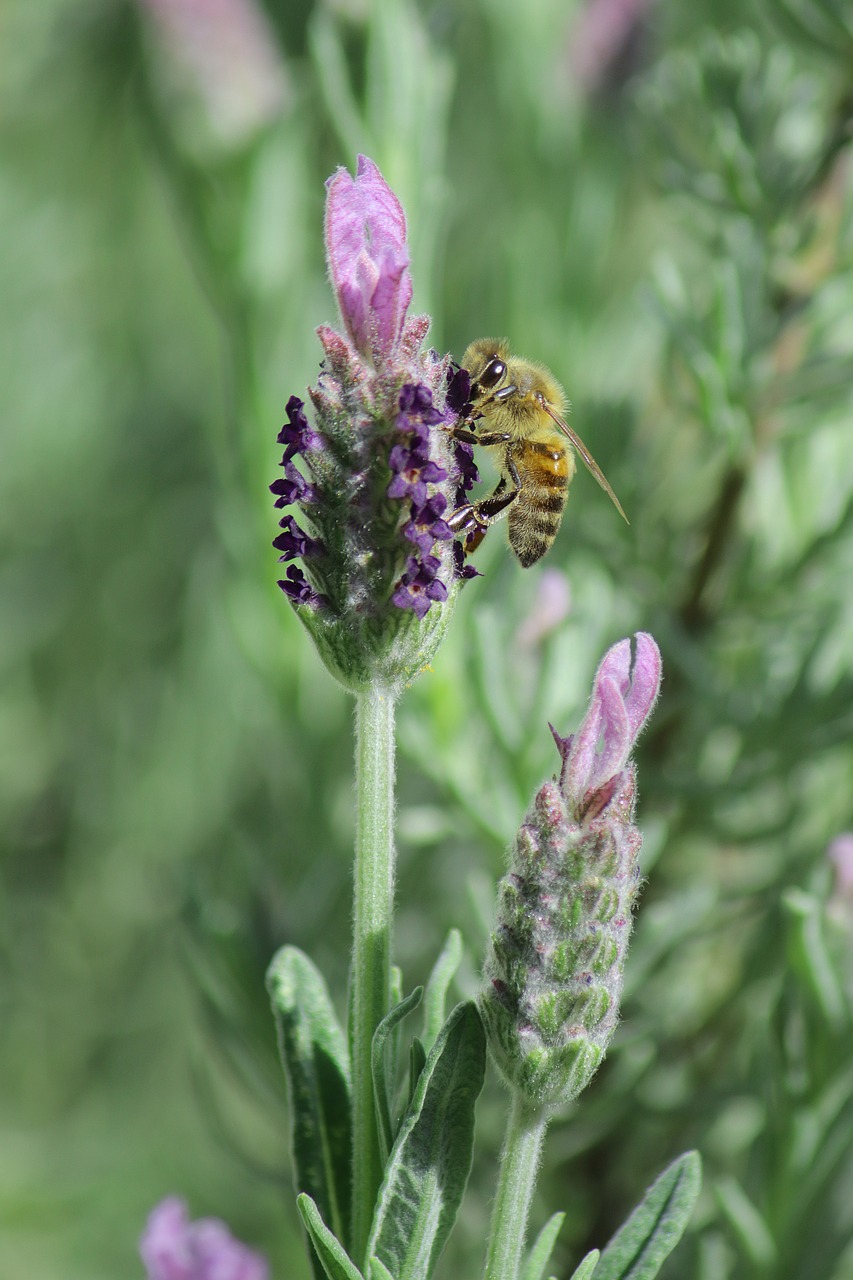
left=484, top=1095, right=549, bottom=1280
left=351, top=684, right=397, bottom=1264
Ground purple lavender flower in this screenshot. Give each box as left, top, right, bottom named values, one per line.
left=452, top=540, right=482, bottom=581
left=273, top=515, right=323, bottom=561
left=278, top=564, right=324, bottom=607
left=391, top=555, right=449, bottom=618
left=270, top=461, right=318, bottom=509
left=398, top=382, right=446, bottom=424
left=481, top=633, right=662, bottom=1112
left=402, top=493, right=454, bottom=554
left=446, top=367, right=472, bottom=417
left=277, top=396, right=322, bottom=462
left=272, top=157, right=471, bottom=691
left=387, top=387, right=449, bottom=505
left=140, top=1197, right=268, bottom=1280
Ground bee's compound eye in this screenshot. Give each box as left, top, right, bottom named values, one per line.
left=478, top=357, right=506, bottom=390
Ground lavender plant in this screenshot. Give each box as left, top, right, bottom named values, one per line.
left=261, top=156, right=699, bottom=1280
left=8, top=3, right=853, bottom=1276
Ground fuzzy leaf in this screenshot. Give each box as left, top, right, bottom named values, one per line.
left=373, top=986, right=423, bottom=1162
left=568, top=1250, right=600, bottom=1280
left=522, top=1212, right=566, bottom=1280
left=368, top=1259, right=396, bottom=1280
left=422, top=928, right=463, bottom=1051
left=408, top=1036, right=428, bottom=1110
left=298, top=1193, right=364, bottom=1280
left=268, top=947, right=352, bottom=1266
left=367, top=1001, right=486, bottom=1280
left=594, top=1151, right=702, bottom=1280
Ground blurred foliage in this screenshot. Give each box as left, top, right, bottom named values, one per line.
left=2, top=0, right=853, bottom=1277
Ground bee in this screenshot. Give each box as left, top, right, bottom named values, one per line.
left=446, top=339, right=628, bottom=567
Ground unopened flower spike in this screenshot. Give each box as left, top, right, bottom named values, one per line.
left=481, top=632, right=662, bottom=1113
left=271, top=156, right=476, bottom=692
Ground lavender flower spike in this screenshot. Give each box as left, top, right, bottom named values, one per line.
left=481, top=633, right=662, bottom=1113
left=140, top=1197, right=268, bottom=1280
left=271, top=157, right=474, bottom=692
left=325, top=155, right=413, bottom=364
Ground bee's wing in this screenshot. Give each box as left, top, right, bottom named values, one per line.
left=541, top=402, right=629, bottom=524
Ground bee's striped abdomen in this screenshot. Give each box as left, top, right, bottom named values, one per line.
left=507, top=443, right=573, bottom=568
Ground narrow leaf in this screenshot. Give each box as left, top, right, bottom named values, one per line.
left=714, top=1176, right=776, bottom=1269
left=568, top=1250, right=600, bottom=1280
left=408, top=1037, right=427, bottom=1111
left=388, top=968, right=405, bottom=1106
left=783, top=888, right=848, bottom=1030
left=298, top=1193, right=364, bottom=1280
left=368, top=1001, right=487, bottom=1280
left=594, top=1150, right=702, bottom=1280
left=368, top=1259, right=396, bottom=1280
left=422, top=929, right=463, bottom=1051
left=267, top=947, right=352, bottom=1268
left=522, top=1212, right=565, bottom=1280
left=372, top=987, right=423, bottom=1162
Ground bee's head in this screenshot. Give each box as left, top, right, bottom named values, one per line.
left=462, top=338, right=511, bottom=397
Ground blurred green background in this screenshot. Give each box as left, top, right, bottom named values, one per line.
left=3, top=0, right=853, bottom=1276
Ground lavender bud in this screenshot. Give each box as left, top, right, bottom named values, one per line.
left=272, top=157, right=473, bottom=692
left=480, top=633, right=662, bottom=1113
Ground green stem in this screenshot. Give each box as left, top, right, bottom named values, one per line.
left=484, top=1095, right=549, bottom=1280
left=351, top=684, right=397, bottom=1265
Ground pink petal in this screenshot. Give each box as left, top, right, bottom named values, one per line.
left=324, top=155, right=413, bottom=363
left=559, top=632, right=662, bottom=804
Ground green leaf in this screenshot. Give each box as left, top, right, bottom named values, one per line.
left=367, top=1001, right=487, bottom=1280
left=307, top=8, right=370, bottom=163
left=368, top=1259, right=397, bottom=1280
left=714, top=1176, right=776, bottom=1269
left=422, top=928, right=463, bottom=1051
left=594, top=1150, right=702, bottom=1280
left=372, top=986, right=423, bottom=1163
left=568, top=1250, right=600, bottom=1280
left=298, top=1194, right=364, bottom=1280
left=408, top=1036, right=427, bottom=1110
left=267, top=947, right=352, bottom=1266
left=522, top=1212, right=565, bottom=1280
left=783, top=888, right=849, bottom=1030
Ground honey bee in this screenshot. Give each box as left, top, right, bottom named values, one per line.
left=446, top=339, right=628, bottom=567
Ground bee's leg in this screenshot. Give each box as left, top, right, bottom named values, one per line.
left=445, top=425, right=512, bottom=447
left=446, top=456, right=523, bottom=547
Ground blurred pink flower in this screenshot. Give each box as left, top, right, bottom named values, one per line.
left=568, top=0, right=655, bottom=93
left=140, top=0, right=288, bottom=148
left=515, top=568, right=572, bottom=649
left=324, top=155, right=414, bottom=365
left=140, top=1197, right=268, bottom=1280
left=828, top=833, right=853, bottom=901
